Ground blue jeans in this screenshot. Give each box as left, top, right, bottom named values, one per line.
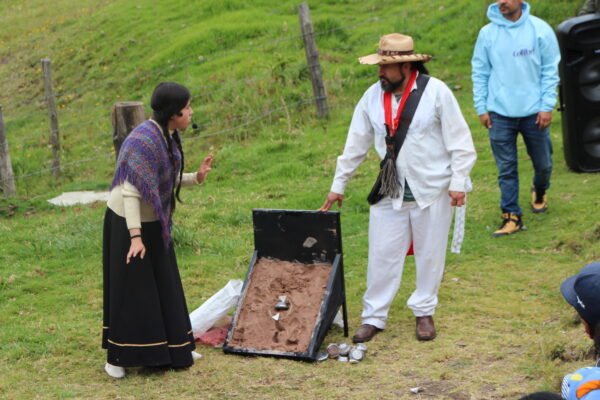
left=489, top=112, right=553, bottom=215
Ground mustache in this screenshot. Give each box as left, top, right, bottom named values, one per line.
left=379, top=75, right=403, bottom=92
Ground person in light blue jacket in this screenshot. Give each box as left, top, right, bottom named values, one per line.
left=472, top=0, right=560, bottom=237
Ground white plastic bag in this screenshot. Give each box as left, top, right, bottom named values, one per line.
left=189, top=279, right=243, bottom=335
left=333, top=308, right=345, bottom=328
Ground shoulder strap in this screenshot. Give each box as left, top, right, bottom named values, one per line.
left=393, top=74, right=430, bottom=159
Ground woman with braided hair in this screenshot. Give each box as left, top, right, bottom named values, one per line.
left=102, top=82, right=213, bottom=378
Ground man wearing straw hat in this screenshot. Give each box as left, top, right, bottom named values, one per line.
left=320, top=33, right=476, bottom=342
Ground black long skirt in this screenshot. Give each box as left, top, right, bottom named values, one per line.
left=102, top=208, right=195, bottom=368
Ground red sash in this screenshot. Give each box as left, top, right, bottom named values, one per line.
left=383, top=70, right=418, bottom=136
left=383, top=69, right=418, bottom=257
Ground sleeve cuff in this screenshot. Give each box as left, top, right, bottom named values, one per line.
left=475, top=107, right=487, bottom=116
left=330, top=181, right=346, bottom=195
left=181, top=172, right=199, bottom=186
left=449, top=177, right=473, bottom=193
left=541, top=105, right=555, bottom=112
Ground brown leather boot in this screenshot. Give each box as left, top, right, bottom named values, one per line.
left=352, top=324, right=382, bottom=343
left=416, top=316, right=436, bottom=341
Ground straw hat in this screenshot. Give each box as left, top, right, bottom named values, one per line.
left=359, top=33, right=432, bottom=65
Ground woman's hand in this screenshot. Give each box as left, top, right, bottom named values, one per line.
left=196, top=154, right=214, bottom=184
left=126, top=237, right=146, bottom=264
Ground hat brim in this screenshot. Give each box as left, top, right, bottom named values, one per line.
left=560, top=274, right=579, bottom=309
left=359, top=53, right=432, bottom=65
left=561, top=274, right=595, bottom=325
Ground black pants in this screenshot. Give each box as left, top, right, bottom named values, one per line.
left=102, top=208, right=195, bottom=368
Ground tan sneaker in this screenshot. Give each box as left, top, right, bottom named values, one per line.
left=492, top=213, right=523, bottom=237
left=531, top=188, right=548, bottom=213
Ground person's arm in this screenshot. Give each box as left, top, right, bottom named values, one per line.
left=538, top=26, right=561, bottom=113
left=437, top=82, right=477, bottom=199
left=330, top=93, right=375, bottom=195
left=579, top=0, right=597, bottom=15
left=122, top=181, right=146, bottom=264
left=179, top=173, right=199, bottom=186
left=537, top=23, right=561, bottom=129
left=471, top=29, right=491, bottom=126
left=321, top=92, right=374, bottom=211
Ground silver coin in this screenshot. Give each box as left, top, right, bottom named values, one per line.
left=355, top=343, right=367, bottom=353
left=338, top=343, right=351, bottom=356
left=326, top=343, right=340, bottom=358
left=349, top=348, right=364, bottom=361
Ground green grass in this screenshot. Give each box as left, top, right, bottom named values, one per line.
left=1, top=0, right=598, bottom=398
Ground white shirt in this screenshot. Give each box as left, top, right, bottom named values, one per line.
left=331, top=75, right=477, bottom=211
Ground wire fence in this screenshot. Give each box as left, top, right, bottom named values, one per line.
left=0, top=95, right=325, bottom=187
left=0, top=8, right=392, bottom=198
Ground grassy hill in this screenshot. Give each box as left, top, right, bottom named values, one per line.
left=1, top=0, right=598, bottom=398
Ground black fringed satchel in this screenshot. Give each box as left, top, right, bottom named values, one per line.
left=367, top=72, right=430, bottom=205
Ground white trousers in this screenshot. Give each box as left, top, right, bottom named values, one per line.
left=361, top=195, right=453, bottom=329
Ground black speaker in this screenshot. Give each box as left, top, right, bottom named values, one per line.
left=557, top=14, right=600, bottom=172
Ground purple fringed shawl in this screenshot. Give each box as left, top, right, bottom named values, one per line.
left=111, top=120, right=181, bottom=248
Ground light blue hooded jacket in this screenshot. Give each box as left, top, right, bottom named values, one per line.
left=471, top=2, right=561, bottom=118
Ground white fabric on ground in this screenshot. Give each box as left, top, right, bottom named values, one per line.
left=48, top=191, right=109, bottom=206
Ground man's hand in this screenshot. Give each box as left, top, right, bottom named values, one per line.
left=319, top=192, right=344, bottom=211
left=449, top=191, right=466, bottom=207
left=479, top=113, right=492, bottom=129
left=536, top=111, right=552, bottom=130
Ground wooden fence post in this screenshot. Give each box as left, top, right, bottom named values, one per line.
left=111, top=102, right=145, bottom=158
left=41, top=58, right=61, bottom=178
left=298, top=2, right=329, bottom=119
left=0, top=106, right=16, bottom=197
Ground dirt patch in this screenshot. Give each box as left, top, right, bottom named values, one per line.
left=0, top=203, right=18, bottom=217
left=590, top=224, right=600, bottom=241
left=395, top=380, right=470, bottom=399
left=228, top=257, right=332, bottom=353
left=548, top=342, right=596, bottom=362
left=554, top=239, right=585, bottom=254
